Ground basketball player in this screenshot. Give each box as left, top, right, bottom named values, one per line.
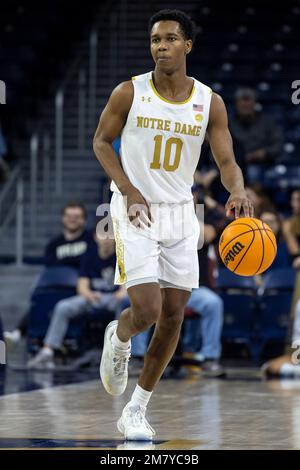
left=93, top=9, right=254, bottom=440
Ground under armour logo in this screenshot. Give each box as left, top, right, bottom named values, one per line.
left=142, top=96, right=151, bottom=102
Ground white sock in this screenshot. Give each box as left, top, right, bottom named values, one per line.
left=111, top=331, right=130, bottom=350
left=130, top=384, right=152, bottom=409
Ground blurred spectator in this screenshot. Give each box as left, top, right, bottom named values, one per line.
left=4, top=202, right=93, bottom=346
left=0, top=120, right=10, bottom=182
left=27, top=236, right=126, bottom=370
left=260, top=210, right=290, bottom=269
left=45, top=202, right=93, bottom=268
left=261, top=298, right=300, bottom=378
left=230, top=87, right=283, bottom=183
left=182, top=186, right=225, bottom=376
left=260, top=192, right=300, bottom=377
left=283, top=189, right=300, bottom=269
left=195, top=137, right=246, bottom=203
left=245, top=183, right=275, bottom=218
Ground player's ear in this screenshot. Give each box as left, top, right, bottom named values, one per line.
left=185, top=40, right=193, bottom=55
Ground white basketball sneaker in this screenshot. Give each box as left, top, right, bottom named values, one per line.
left=117, top=402, right=155, bottom=441
left=100, top=320, right=131, bottom=396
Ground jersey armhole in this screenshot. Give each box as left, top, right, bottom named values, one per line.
left=124, top=78, right=137, bottom=124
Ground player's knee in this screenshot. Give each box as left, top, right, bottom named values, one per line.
left=162, top=306, right=184, bottom=331
left=131, top=299, right=161, bottom=331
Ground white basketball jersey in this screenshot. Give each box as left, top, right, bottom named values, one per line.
left=110, top=71, right=212, bottom=203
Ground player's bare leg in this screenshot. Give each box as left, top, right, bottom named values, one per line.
left=117, top=287, right=190, bottom=440
left=116, top=283, right=162, bottom=342
left=100, top=283, right=161, bottom=397
left=138, top=287, right=190, bottom=391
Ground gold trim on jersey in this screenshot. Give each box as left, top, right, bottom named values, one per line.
left=112, top=218, right=127, bottom=284
left=150, top=78, right=195, bottom=105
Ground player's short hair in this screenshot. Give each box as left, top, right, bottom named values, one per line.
left=62, top=202, right=87, bottom=218
left=148, top=9, right=196, bottom=42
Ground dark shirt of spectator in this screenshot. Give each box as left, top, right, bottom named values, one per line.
left=44, top=229, right=93, bottom=268
left=79, top=239, right=117, bottom=293
left=230, top=87, right=283, bottom=164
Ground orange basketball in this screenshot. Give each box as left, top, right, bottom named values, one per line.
left=219, top=217, right=277, bottom=276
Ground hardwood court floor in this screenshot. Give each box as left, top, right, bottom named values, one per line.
left=0, top=373, right=300, bottom=450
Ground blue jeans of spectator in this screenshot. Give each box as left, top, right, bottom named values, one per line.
left=183, top=287, right=223, bottom=360
left=45, top=294, right=120, bottom=349
left=119, top=287, right=223, bottom=359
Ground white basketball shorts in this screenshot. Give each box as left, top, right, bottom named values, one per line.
left=110, top=192, right=200, bottom=291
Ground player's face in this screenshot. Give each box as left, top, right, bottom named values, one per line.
left=150, top=21, right=192, bottom=71
left=62, top=207, right=86, bottom=233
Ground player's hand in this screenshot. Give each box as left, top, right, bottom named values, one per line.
left=225, top=191, right=254, bottom=218
left=124, top=186, right=153, bottom=229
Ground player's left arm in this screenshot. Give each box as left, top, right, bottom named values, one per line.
left=207, top=92, right=254, bottom=219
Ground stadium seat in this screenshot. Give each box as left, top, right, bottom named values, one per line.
left=32, top=266, right=79, bottom=291
left=27, top=290, right=82, bottom=340
left=27, top=267, right=82, bottom=352
left=216, top=269, right=259, bottom=362
left=258, top=268, right=296, bottom=355
left=216, top=268, right=256, bottom=290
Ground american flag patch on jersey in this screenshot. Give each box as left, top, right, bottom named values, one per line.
left=193, top=104, right=203, bottom=112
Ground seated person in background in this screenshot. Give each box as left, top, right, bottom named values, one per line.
left=261, top=210, right=290, bottom=269
left=261, top=192, right=300, bottom=376
left=4, top=201, right=93, bottom=346
left=182, top=185, right=225, bottom=377
left=44, top=201, right=93, bottom=268
left=245, top=183, right=275, bottom=218
left=230, top=87, right=283, bottom=183
left=253, top=210, right=291, bottom=290
left=261, top=298, right=300, bottom=378
left=27, top=235, right=126, bottom=369
left=194, top=136, right=246, bottom=204
left=283, top=189, right=300, bottom=270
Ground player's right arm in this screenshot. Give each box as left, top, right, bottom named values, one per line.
left=93, top=82, right=152, bottom=226
left=93, top=81, right=133, bottom=194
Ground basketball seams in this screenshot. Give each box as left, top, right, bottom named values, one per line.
left=220, top=218, right=277, bottom=275
left=252, top=219, right=265, bottom=275
left=262, top=222, right=277, bottom=256
left=233, top=229, right=256, bottom=274
left=220, top=228, right=273, bottom=256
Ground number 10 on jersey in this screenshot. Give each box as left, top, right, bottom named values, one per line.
left=150, top=135, right=183, bottom=172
